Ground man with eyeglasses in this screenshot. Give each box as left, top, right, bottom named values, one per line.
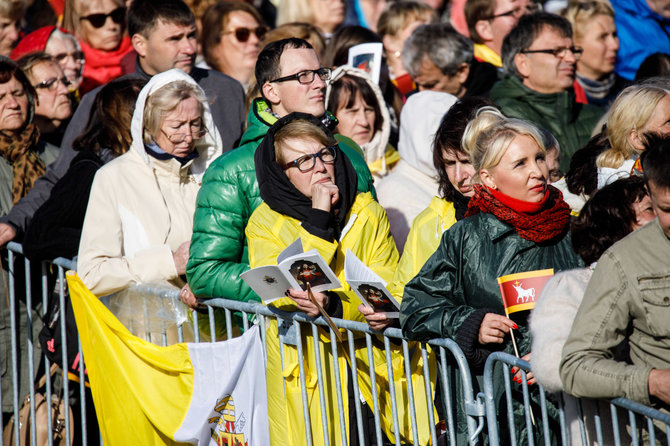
left=186, top=38, right=374, bottom=316
left=465, top=0, right=535, bottom=67
left=490, top=12, right=603, bottom=172
left=0, top=0, right=245, bottom=247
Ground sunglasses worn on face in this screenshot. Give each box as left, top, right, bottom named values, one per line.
left=80, top=7, right=125, bottom=29
left=34, top=77, right=71, bottom=91
left=223, top=26, right=268, bottom=43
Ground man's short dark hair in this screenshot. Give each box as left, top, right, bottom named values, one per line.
left=641, top=133, right=670, bottom=191
left=501, top=12, right=572, bottom=78
left=128, top=0, right=194, bottom=38
left=465, top=0, right=496, bottom=44
left=255, top=38, right=314, bottom=99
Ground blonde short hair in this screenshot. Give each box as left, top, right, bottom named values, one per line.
left=276, top=0, right=313, bottom=29
left=377, top=1, right=436, bottom=39
left=143, top=80, right=207, bottom=144
left=274, top=119, right=336, bottom=164
left=462, top=107, right=546, bottom=183
left=599, top=84, right=670, bottom=169
left=562, top=0, right=615, bottom=43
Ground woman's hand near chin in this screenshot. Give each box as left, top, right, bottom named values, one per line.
left=358, top=303, right=392, bottom=331
left=287, top=288, right=329, bottom=317
left=311, top=182, right=339, bottom=212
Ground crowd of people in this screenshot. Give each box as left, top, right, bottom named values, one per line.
left=2, top=0, right=670, bottom=443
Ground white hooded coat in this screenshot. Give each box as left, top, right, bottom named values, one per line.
left=77, top=69, right=223, bottom=296
left=375, top=91, right=458, bottom=253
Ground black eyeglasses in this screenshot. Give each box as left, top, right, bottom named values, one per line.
left=33, top=77, right=70, bottom=91
left=487, top=3, right=538, bottom=19
left=521, top=46, right=583, bottom=60
left=270, top=67, right=332, bottom=85
left=80, top=7, right=126, bottom=29
left=282, top=145, right=337, bottom=172
left=223, top=26, right=268, bottom=43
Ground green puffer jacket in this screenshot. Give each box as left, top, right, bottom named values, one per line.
left=186, top=98, right=376, bottom=304
left=400, top=212, right=582, bottom=444
left=490, top=75, right=604, bottom=172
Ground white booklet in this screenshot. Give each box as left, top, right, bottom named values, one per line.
left=347, top=42, right=383, bottom=85
left=240, top=239, right=341, bottom=304
left=344, top=249, right=400, bottom=318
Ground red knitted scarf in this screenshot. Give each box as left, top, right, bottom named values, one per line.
left=465, top=184, right=571, bottom=243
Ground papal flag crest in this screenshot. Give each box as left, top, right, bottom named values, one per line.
left=497, top=269, right=554, bottom=314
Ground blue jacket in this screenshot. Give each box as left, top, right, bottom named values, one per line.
left=612, top=0, right=670, bottom=80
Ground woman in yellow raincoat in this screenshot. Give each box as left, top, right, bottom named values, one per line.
left=246, top=113, right=434, bottom=445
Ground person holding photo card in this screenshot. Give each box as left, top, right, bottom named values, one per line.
left=247, top=113, right=435, bottom=446
left=400, top=108, right=582, bottom=444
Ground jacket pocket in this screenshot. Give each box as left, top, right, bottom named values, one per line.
left=639, top=275, right=670, bottom=338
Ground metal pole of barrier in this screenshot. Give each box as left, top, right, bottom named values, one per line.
left=347, top=330, right=365, bottom=446
left=575, top=397, right=588, bottom=446
left=293, top=320, right=313, bottom=446
left=502, top=364, right=517, bottom=446
left=537, top=385, right=550, bottom=445
left=78, top=337, right=88, bottom=445
left=242, top=311, right=249, bottom=331
left=192, top=309, right=200, bottom=343
left=57, top=265, right=71, bottom=445
left=593, top=397, right=604, bottom=445
left=438, top=346, right=456, bottom=445
left=310, top=323, right=330, bottom=446
left=142, top=296, right=151, bottom=342
left=24, top=256, right=37, bottom=446
left=225, top=308, right=233, bottom=340
left=556, top=393, right=567, bottom=446
left=401, top=340, right=419, bottom=446
left=421, top=343, right=438, bottom=446
left=647, top=414, right=656, bottom=444
left=39, top=261, right=54, bottom=446
left=365, top=333, right=383, bottom=446
left=259, top=315, right=267, bottom=367
left=382, top=336, right=400, bottom=446
left=177, top=321, right=184, bottom=343
left=629, top=410, right=639, bottom=446
left=8, top=248, right=21, bottom=445
left=207, top=306, right=216, bottom=341
left=609, top=403, right=622, bottom=446
left=519, top=371, right=535, bottom=446
left=329, top=327, right=347, bottom=445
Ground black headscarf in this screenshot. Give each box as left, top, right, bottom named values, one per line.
left=255, top=113, right=358, bottom=242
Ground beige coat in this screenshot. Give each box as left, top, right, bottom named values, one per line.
left=77, top=69, right=222, bottom=296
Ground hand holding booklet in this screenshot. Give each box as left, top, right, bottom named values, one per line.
left=345, top=249, right=400, bottom=318
left=241, top=239, right=341, bottom=304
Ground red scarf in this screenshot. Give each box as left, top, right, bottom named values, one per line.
left=465, top=184, right=571, bottom=243
left=79, top=36, right=133, bottom=94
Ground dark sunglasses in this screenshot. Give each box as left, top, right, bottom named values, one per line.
left=80, top=7, right=126, bottom=29
left=33, top=76, right=71, bottom=91
left=223, top=26, right=268, bottom=43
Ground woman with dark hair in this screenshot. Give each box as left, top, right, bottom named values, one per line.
left=325, top=66, right=398, bottom=178
left=23, top=77, right=146, bottom=262
left=530, top=176, right=654, bottom=444
left=200, top=1, right=266, bottom=89
left=390, top=97, right=494, bottom=298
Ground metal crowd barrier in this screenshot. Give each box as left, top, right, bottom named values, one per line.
left=482, top=351, right=670, bottom=446
left=3, top=241, right=670, bottom=446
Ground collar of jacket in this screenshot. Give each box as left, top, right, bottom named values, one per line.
left=478, top=213, right=535, bottom=247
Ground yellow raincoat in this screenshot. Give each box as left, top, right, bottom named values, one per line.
left=246, top=192, right=436, bottom=445
left=390, top=196, right=457, bottom=301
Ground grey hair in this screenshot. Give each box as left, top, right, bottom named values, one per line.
left=501, top=12, right=573, bottom=78
left=402, top=23, right=473, bottom=78
left=48, top=28, right=82, bottom=52
left=143, top=80, right=207, bottom=144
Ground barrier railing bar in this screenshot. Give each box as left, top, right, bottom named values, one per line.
left=422, top=342, right=438, bottom=446
left=207, top=306, right=216, bottom=342
left=401, top=339, right=419, bottom=446
left=225, top=308, right=233, bottom=341
left=364, top=332, right=383, bottom=446
left=310, top=323, right=330, bottom=446
left=24, top=256, right=37, bottom=446
left=57, top=264, right=71, bottom=445
left=537, top=385, right=550, bottom=445
left=347, top=329, right=365, bottom=446
left=39, top=261, right=54, bottom=446
left=438, top=347, right=456, bottom=446
left=556, top=393, right=567, bottom=446
left=593, top=397, right=604, bottom=445
left=8, top=247, right=21, bottom=446
left=293, top=320, right=313, bottom=446
left=610, top=403, right=622, bottom=446
left=519, top=369, right=535, bottom=446
left=382, top=335, right=401, bottom=446
left=329, top=327, right=347, bottom=446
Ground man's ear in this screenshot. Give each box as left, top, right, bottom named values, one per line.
left=456, top=63, right=470, bottom=84
left=514, top=53, right=529, bottom=78
left=261, top=81, right=281, bottom=106
left=132, top=33, right=147, bottom=58
left=475, top=19, right=493, bottom=43
left=480, top=169, right=497, bottom=189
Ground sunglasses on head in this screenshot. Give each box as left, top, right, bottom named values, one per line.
left=224, top=26, right=268, bottom=43
left=80, top=7, right=126, bottom=29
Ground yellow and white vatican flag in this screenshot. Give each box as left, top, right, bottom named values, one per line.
left=66, top=272, right=270, bottom=445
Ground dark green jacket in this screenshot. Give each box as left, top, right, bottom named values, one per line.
left=400, top=212, right=582, bottom=444
left=490, top=75, right=604, bottom=172
left=186, top=98, right=376, bottom=303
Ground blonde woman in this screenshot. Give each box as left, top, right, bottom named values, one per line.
left=597, top=82, right=670, bottom=188
left=276, top=0, right=345, bottom=37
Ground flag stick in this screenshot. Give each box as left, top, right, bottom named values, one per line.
left=506, top=311, right=535, bottom=426
left=306, top=283, right=342, bottom=342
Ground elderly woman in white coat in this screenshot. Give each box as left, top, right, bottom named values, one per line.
left=77, top=69, right=222, bottom=301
